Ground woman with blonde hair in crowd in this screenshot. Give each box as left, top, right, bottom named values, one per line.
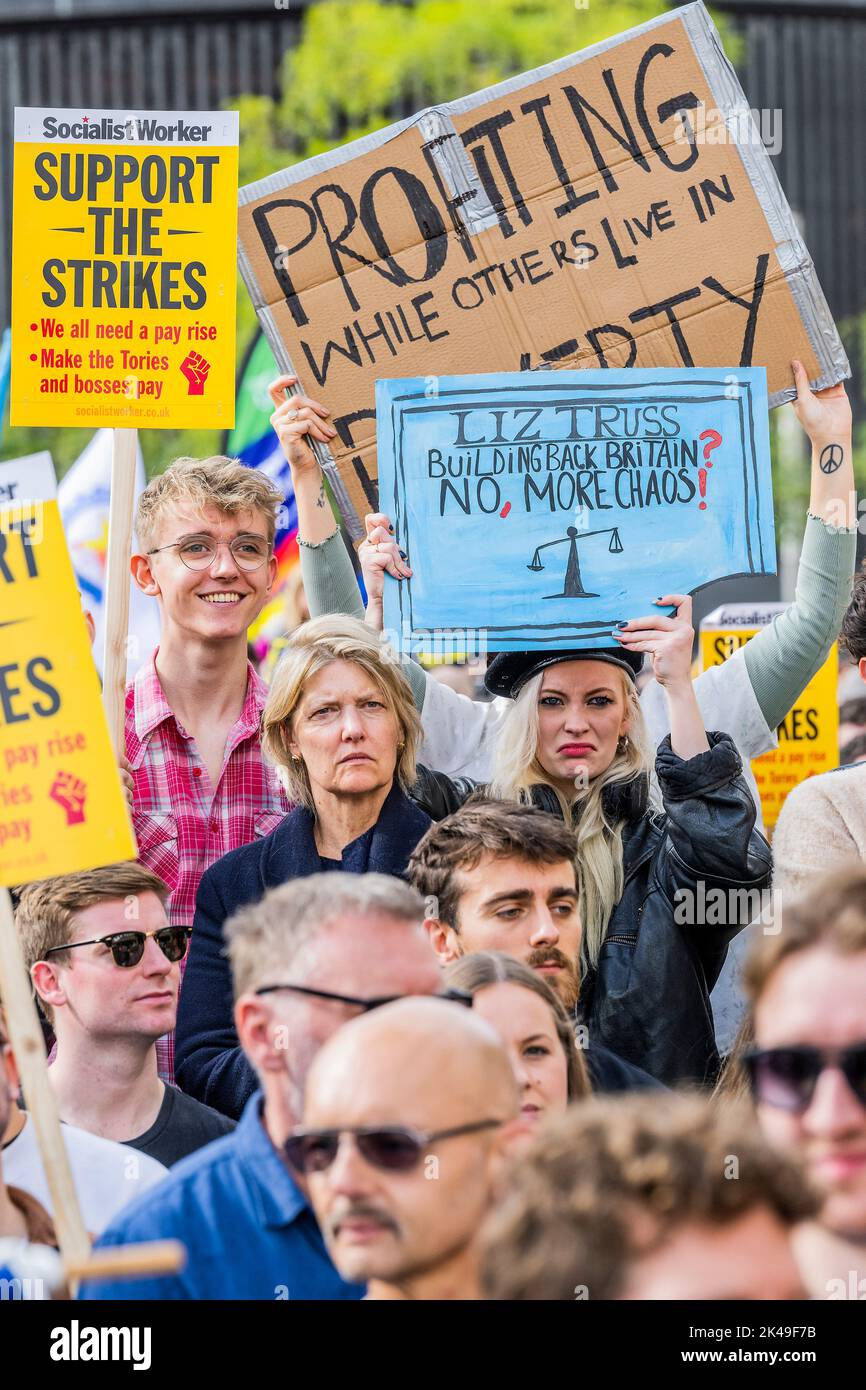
left=444, top=622, right=771, bottom=1088
left=176, top=613, right=461, bottom=1114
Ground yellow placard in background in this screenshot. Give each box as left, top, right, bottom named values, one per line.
left=10, top=107, right=238, bottom=430
left=0, top=464, right=135, bottom=885
left=701, top=604, right=838, bottom=832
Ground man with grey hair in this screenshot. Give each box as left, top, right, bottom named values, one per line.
left=80, top=873, right=446, bottom=1300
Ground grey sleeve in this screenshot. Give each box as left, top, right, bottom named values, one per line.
left=743, top=514, right=856, bottom=731
left=298, top=532, right=428, bottom=710
left=404, top=656, right=428, bottom=710
left=298, top=531, right=365, bottom=621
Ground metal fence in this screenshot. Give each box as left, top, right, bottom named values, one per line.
left=715, top=0, right=866, bottom=404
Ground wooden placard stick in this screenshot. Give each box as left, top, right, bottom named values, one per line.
left=67, top=1239, right=186, bottom=1285
left=0, top=886, right=91, bottom=1271
left=101, top=427, right=138, bottom=754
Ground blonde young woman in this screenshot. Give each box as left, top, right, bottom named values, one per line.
left=269, top=365, right=855, bottom=829
left=262, top=376, right=818, bottom=1085
left=445, top=615, right=772, bottom=1087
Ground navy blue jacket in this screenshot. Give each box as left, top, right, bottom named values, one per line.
left=80, top=1093, right=363, bottom=1301
left=175, top=783, right=431, bottom=1118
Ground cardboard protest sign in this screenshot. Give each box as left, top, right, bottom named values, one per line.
left=10, top=108, right=238, bottom=429
left=0, top=455, right=135, bottom=885
left=237, top=1, right=847, bottom=535
left=701, top=604, right=838, bottom=831
left=378, top=367, right=774, bottom=655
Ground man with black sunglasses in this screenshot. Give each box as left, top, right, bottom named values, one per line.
left=80, top=874, right=446, bottom=1300
left=14, top=863, right=233, bottom=1169
left=742, top=864, right=866, bottom=1298
left=293, top=996, right=522, bottom=1300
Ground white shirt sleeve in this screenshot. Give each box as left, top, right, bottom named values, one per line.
left=640, top=644, right=777, bottom=759
left=417, top=676, right=509, bottom=782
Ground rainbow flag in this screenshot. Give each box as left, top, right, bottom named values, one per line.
left=225, top=333, right=300, bottom=644
left=0, top=327, right=11, bottom=440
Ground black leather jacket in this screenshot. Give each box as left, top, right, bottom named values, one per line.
left=410, top=764, right=476, bottom=820
left=410, top=733, right=771, bottom=1089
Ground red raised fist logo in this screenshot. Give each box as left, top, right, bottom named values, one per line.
left=49, top=772, right=87, bottom=826
left=180, top=351, right=211, bottom=396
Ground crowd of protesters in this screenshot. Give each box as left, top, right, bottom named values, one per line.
left=3, top=358, right=866, bottom=1302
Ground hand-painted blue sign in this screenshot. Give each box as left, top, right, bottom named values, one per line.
left=377, top=368, right=775, bottom=654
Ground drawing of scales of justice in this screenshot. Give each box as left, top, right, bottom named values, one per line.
left=527, top=525, right=623, bottom=599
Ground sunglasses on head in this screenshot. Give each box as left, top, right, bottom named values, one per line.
left=743, top=1043, right=866, bottom=1113
left=44, top=925, right=191, bottom=970
left=284, top=1120, right=503, bottom=1175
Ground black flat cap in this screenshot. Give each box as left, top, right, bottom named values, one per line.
left=484, top=647, right=643, bottom=699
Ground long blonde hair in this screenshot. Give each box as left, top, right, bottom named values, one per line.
left=490, top=666, right=653, bottom=966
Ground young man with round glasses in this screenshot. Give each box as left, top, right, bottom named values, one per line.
left=14, top=863, right=233, bottom=1169
left=128, top=447, right=308, bottom=1083
left=741, top=864, right=866, bottom=1298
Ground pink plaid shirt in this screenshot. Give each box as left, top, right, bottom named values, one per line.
left=126, top=654, right=290, bottom=1084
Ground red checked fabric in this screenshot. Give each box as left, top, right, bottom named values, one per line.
left=126, top=654, right=290, bottom=1083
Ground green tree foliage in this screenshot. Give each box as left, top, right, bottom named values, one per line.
left=233, top=0, right=674, bottom=349
left=273, top=0, right=666, bottom=159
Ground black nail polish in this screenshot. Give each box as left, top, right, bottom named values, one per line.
left=399, top=550, right=408, bottom=560
left=616, top=621, right=629, bottom=629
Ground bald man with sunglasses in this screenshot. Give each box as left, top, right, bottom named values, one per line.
left=293, top=997, right=522, bottom=1300
left=14, top=863, right=233, bottom=1169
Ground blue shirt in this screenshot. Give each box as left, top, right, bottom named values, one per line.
left=78, top=1093, right=364, bottom=1301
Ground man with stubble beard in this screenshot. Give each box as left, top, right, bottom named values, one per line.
left=408, top=800, right=660, bottom=1093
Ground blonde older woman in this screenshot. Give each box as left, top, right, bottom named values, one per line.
left=175, top=615, right=450, bottom=1115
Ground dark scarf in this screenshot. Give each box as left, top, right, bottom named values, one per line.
left=260, top=780, right=432, bottom=885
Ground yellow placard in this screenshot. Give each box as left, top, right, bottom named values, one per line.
left=701, top=612, right=838, bottom=832
left=0, top=482, right=135, bottom=886
left=10, top=107, right=238, bottom=430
